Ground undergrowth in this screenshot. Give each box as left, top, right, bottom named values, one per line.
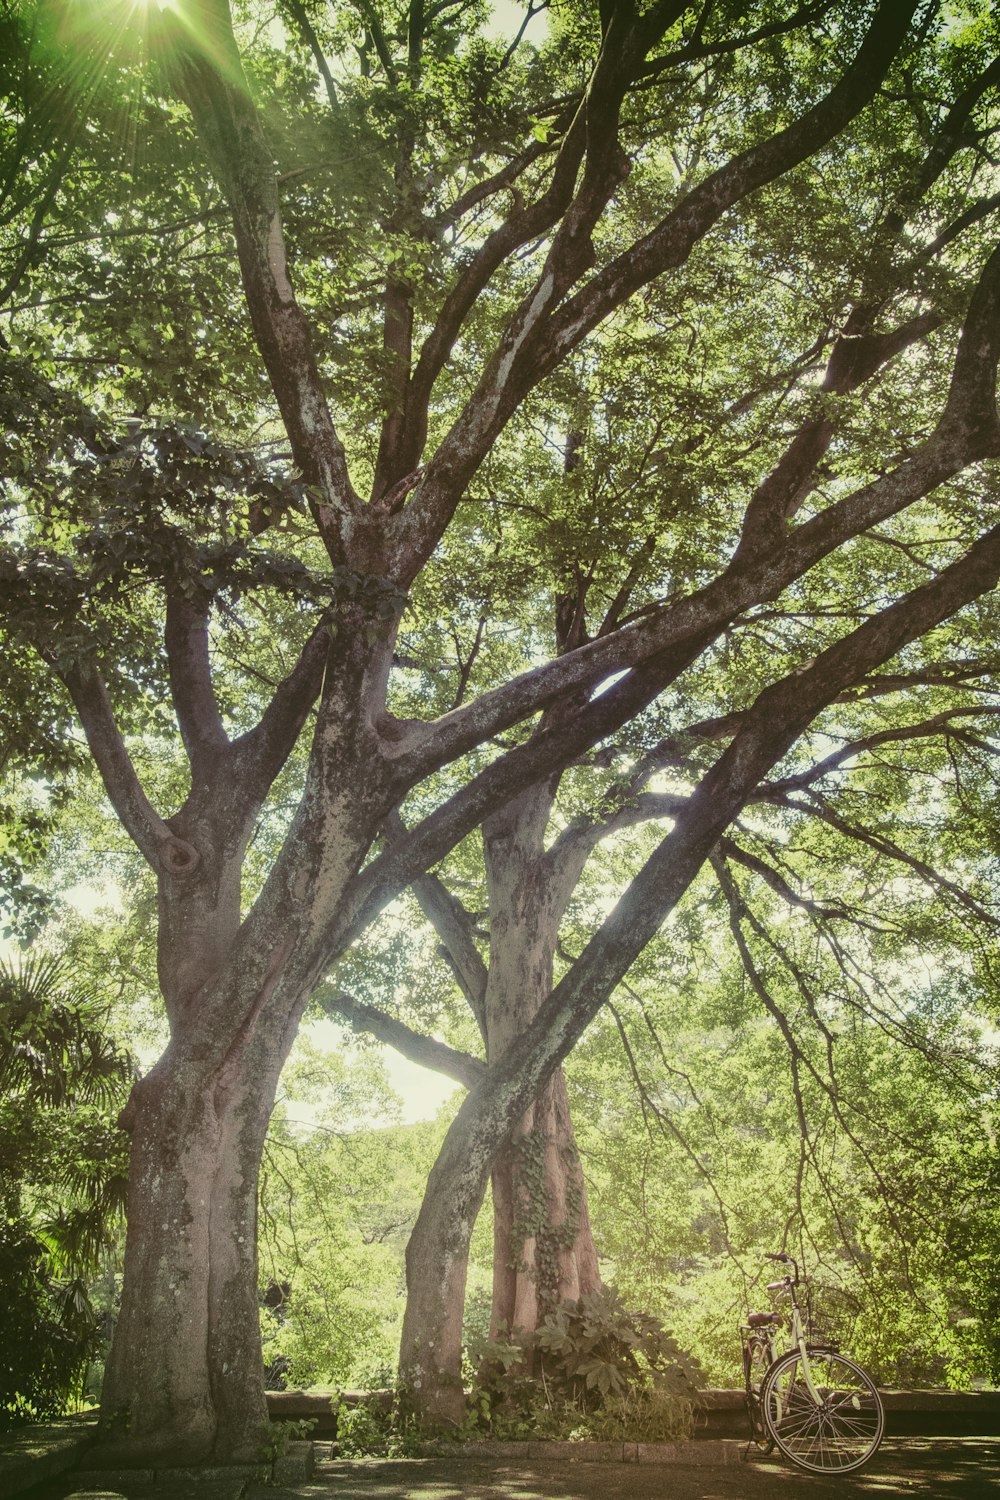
left=335, top=1288, right=702, bottom=1454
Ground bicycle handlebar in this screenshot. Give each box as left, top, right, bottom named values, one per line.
left=765, top=1251, right=800, bottom=1283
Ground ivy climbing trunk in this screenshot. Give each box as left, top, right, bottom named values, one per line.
left=482, top=786, right=601, bottom=1342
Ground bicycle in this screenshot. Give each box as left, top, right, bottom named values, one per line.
left=741, top=1252, right=885, bottom=1474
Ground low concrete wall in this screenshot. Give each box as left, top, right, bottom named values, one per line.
left=0, top=1414, right=96, bottom=1498
left=698, top=1387, right=1000, bottom=1437
left=266, top=1385, right=1000, bottom=1441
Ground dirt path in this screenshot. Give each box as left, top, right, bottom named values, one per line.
left=36, top=1438, right=1000, bottom=1499
left=248, top=1439, right=998, bottom=1500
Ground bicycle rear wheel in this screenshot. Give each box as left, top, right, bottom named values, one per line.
left=743, top=1338, right=774, bottom=1453
left=760, top=1349, right=884, bottom=1474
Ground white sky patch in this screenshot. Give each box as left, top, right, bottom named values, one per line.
left=61, top=880, right=125, bottom=919
left=382, top=1048, right=461, bottom=1124
left=592, top=669, right=628, bottom=698
left=484, top=1, right=550, bottom=45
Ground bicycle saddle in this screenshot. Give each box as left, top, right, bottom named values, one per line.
left=747, top=1312, right=780, bottom=1326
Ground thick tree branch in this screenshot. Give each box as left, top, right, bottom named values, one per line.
left=545, top=791, right=687, bottom=890
left=719, top=838, right=853, bottom=921
left=639, top=1, right=837, bottom=83
left=165, top=592, right=229, bottom=774
left=282, top=0, right=339, bottom=112
left=61, top=664, right=198, bottom=876
left=383, top=810, right=488, bottom=1030
left=232, top=619, right=331, bottom=792
left=346, top=630, right=716, bottom=951
left=316, top=985, right=484, bottom=1090
left=531, top=1, right=921, bottom=410
left=388, top=2, right=688, bottom=553
left=153, top=0, right=361, bottom=562
left=762, top=707, right=1000, bottom=795
left=388, top=71, right=598, bottom=483
left=394, top=515, right=1000, bottom=1171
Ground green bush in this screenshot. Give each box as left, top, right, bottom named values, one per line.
left=0, top=955, right=132, bottom=1428
left=0, top=1218, right=99, bottom=1427
left=334, top=1395, right=424, bottom=1457
left=463, top=1287, right=702, bottom=1442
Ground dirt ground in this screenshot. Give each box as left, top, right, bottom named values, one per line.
left=34, top=1438, right=1000, bottom=1500
left=261, top=1439, right=1000, bottom=1500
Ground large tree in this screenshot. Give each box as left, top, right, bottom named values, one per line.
left=3, top=0, right=1000, bottom=1456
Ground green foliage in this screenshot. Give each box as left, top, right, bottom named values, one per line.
left=461, top=1288, right=700, bottom=1443
left=255, top=1415, right=316, bottom=1463
left=566, top=842, right=1000, bottom=1389
left=334, top=1395, right=425, bottom=1458
left=531, top=1288, right=699, bottom=1404
left=2, top=0, right=1000, bottom=1432
left=0, top=951, right=133, bottom=1426
left=0, top=1217, right=99, bottom=1427
left=259, top=1030, right=448, bottom=1389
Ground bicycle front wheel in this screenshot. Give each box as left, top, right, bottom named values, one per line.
left=760, top=1349, right=884, bottom=1474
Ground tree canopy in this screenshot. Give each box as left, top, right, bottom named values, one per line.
left=1, top=0, right=1000, bottom=1458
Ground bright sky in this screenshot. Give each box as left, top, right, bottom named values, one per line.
left=382, top=1047, right=461, bottom=1123
left=485, top=1, right=550, bottom=44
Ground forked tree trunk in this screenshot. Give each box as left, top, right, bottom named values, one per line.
left=93, top=649, right=393, bottom=1463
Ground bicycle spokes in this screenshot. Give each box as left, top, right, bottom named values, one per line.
left=762, top=1352, right=884, bottom=1474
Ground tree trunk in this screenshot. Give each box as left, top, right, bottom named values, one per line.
left=399, top=1111, right=488, bottom=1427
left=489, top=1067, right=600, bottom=1341
left=100, top=1074, right=263, bottom=1458
left=482, top=786, right=601, bottom=1344
left=399, top=784, right=601, bottom=1420
left=99, top=1053, right=275, bottom=1463
left=94, top=653, right=395, bottom=1464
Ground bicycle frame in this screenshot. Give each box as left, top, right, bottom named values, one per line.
left=769, top=1273, right=826, bottom=1403
left=742, top=1257, right=831, bottom=1406
left=742, top=1253, right=884, bottom=1475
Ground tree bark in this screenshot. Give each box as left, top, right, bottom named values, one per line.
left=30, top=0, right=999, bottom=1460
left=100, top=1051, right=276, bottom=1463
left=481, top=787, right=601, bottom=1343
left=489, top=1069, right=600, bottom=1341
left=398, top=783, right=601, bottom=1421
left=92, top=615, right=402, bottom=1463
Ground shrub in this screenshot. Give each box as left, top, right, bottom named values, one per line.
left=465, top=1286, right=702, bottom=1442
left=0, top=1218, right=99, bottom=1427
